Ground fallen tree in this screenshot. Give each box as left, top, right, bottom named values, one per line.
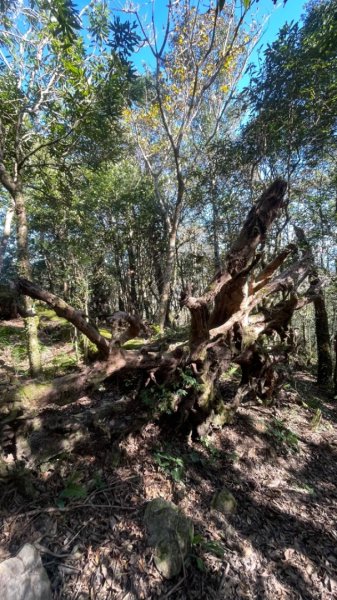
left=15, top=180, right=320, bottom=433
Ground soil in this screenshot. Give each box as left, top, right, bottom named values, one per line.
left=1, top=318, right=337, bottom=600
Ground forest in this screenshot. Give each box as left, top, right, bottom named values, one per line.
left=0, top=0, right=337, bottom=599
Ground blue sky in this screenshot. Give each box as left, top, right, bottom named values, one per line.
left=250, top=0, right=307, bottom=59
left=77, top=0, right=308, bottom=72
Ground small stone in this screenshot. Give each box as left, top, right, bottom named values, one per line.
left=0, top=543, right=52, bottom=600
left=144, top=498, right=194, bottom=579
left=211, top=488, right=237, bottom=515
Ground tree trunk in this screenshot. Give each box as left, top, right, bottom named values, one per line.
left=294, top=226, right=332, bottom=386
left=157, top=228, right=177, bottom=331
left=0, top=200, right=15, bottom=274
left=333, top=333, right=337, bottom=400
left=314, top=294, right=333, bottom=386
left=211, top=187, right=221, bottom=272
left=157, top=178, right=185, bottom=332
left=128, top=243, right=138, bottom=311
left=15, top=190, right=41, bottom=376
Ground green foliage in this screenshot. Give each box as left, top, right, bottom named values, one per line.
left=141, top=385, right=176, bottom=416
left=57, top=472, right=87, bottom=507
left=178, top=368, right=202, bottom=390
left=154, top=451, right=185, bottom=482
left=302, top=396, right=322, bottom=410
left=0, top=324, right=27, bottom=373
left=292, top=481, right=315, bottom=495
left=47, top=0, right=81, bottom=44
left=191, top=532, right=225, bottom=572
left=122, top=339, right=145, bottom=349
left=1, top=461, right=37, bottom=499
left=221, top=364, right=240, bottom=381
left=244, top=0, right=337, bottom=162
left=200, top=436, right=220, bottom=459
left=0, top=325, right=19, bottom=345
left=90, top=472, right=106, bottom=491
left=48, top=352, right=77, bottom=376
left=141, top=368, right=200, bottom=417
left=266, top=418, right=299, bottom=454
left=109, top=16, right=140, bottom=63
left=227, top=451, right=239, bottom=463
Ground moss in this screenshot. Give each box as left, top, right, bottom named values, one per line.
left=0, top=324, right=24, bottom=346
left=197, top=377, right=214, bottom=409
left=36, top=306, right=55, bottom=319
left=99, top=327, right=112, bottom=339
left=80, top=338, right=100, bottom=360
left=15, top=381, right=54, bottom=408
left=242, top=325, right=259, bottom=348
left=53, top=352, right=76, bottom=367
left=37, top=306, right=67, bottom=325
left=43, top=352, right=78, bottom=378
left=144, top=498, right=194, bottom=579
left=211, top=489, right=237, bottom=514
left=122, top=338, right=146, bottom=349
left=0, top=323, right=27, bottom=374
left=211, top=404, right=235, bottom=427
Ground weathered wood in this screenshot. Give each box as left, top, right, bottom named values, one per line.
left=182, top=180, right=288, bottom=352
left=107, top=311, right=149, bottom=346
left=253, top=243, right=297, bottom=293
left=9, top=348, right=182, bottom=408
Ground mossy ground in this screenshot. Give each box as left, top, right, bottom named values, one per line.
left=0, top=308, right=78, bottom=381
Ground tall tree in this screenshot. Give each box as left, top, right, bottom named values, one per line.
left=0, top=0, right=139, bottom=374
left=123, top=0, right=258, bottom=330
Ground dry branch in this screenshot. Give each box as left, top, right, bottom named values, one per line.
left=17, top=277, right=110, bottom=357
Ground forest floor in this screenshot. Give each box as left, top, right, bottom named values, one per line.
left=1, top=314, right=337, bottom=600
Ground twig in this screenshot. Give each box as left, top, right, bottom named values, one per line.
left=58, top=563, right=81, bottom=572
left=63, top=517, right=94, bottom=550
left=160, top=575, right=185, bottom=599
left=34, top=542, right=73, bottom=559
left=7, top=502, right=137, bottom=521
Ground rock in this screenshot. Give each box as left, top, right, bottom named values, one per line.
left=0, top=543, right=52, bottom=600
left=211, top=488, right=237, bottom=515
left=144, top=498, right=194, bottom=579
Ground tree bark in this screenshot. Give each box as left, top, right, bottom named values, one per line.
left=157, top=177, right=185, bottom=332
left=157, top=228, right=177, bottom=332
left=211, top=187, right=221, bottom=272
left=15, top=191, right=41, bottom=376
left=333, top=333, right=337, bottom=400
left=17, top=278, right=110, bottom=357
left=0, top=199, right=15, bottom=274
left=8, top=346, right=183, bottom=409
left=127, top=243, right=138, bottom=311
left=182, top=179, right=288, bottom=354
left=294, top=226, right=332, bottom=386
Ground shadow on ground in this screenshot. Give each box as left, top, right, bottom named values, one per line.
left=1, top=369, right=337, bottom=599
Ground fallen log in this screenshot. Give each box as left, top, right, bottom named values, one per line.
left=17, top=278, right=110, bottom=357
left=8, top=347, right=184, bottom=409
